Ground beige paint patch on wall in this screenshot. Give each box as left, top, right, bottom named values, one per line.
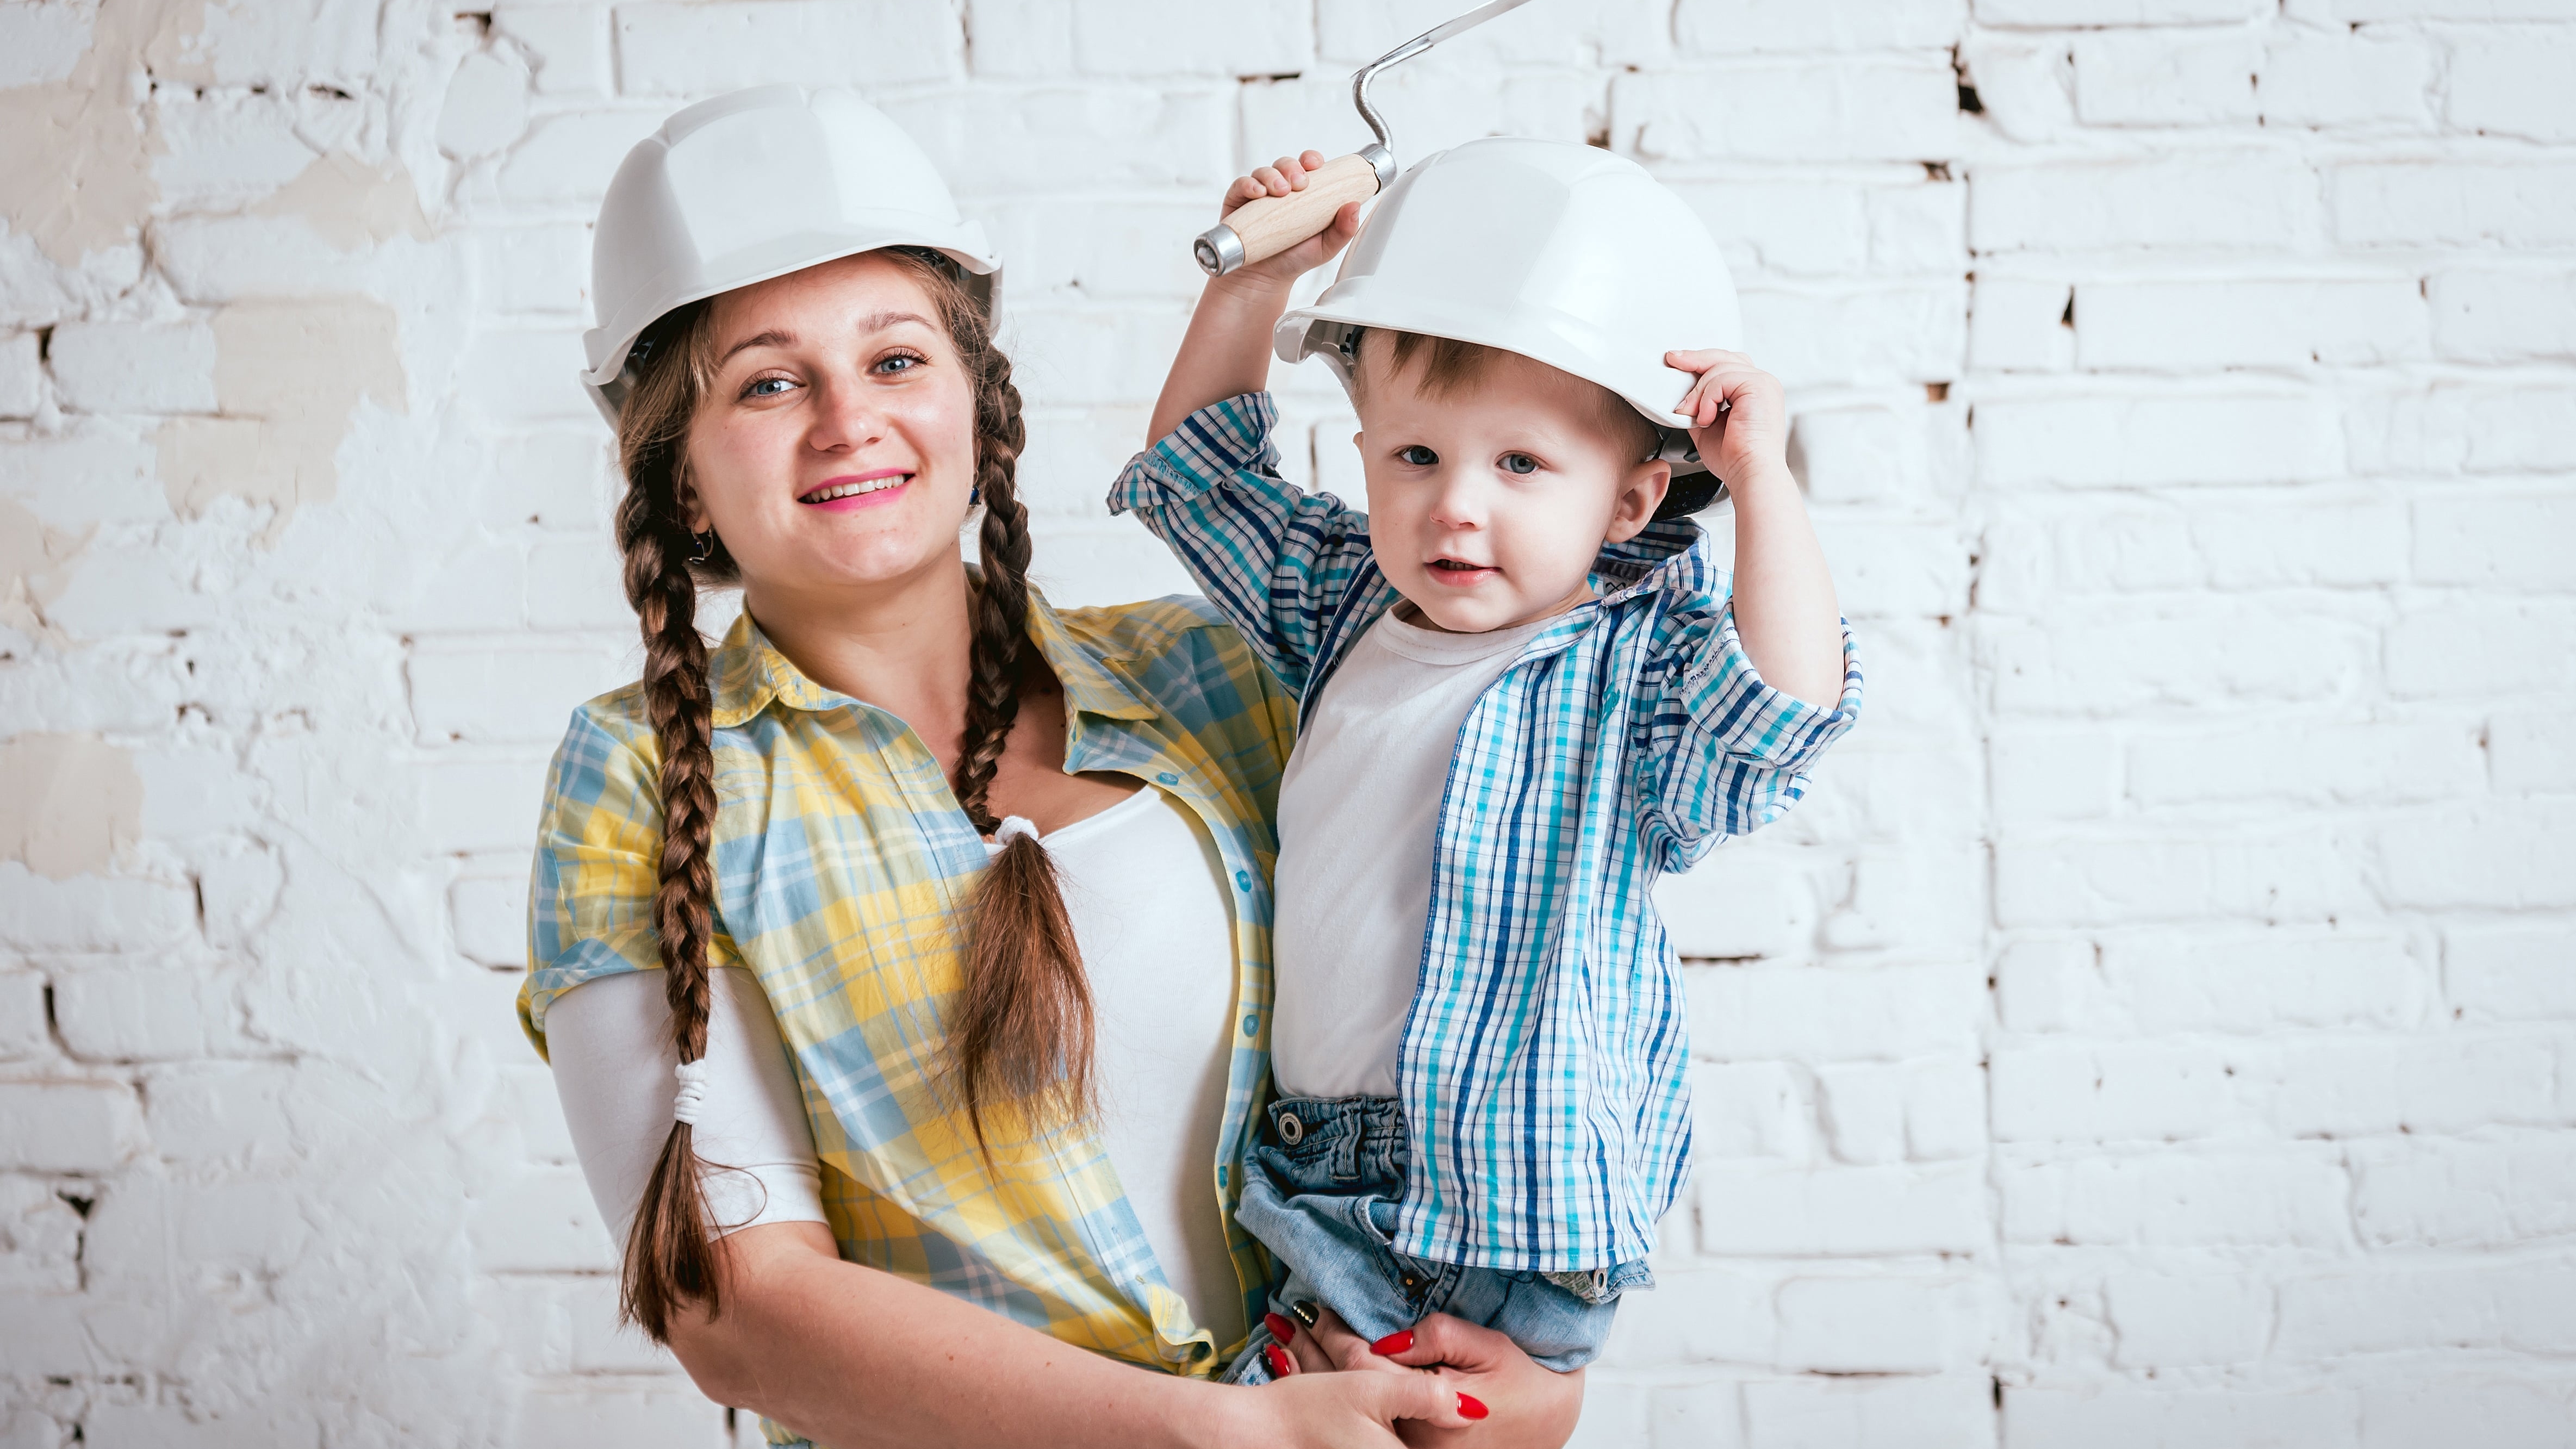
left=0, top=0, right=213, bottom=266
left=155, top=299, right=406, bottom=537
left=0, top=495, right=93, bottom=640
left=0, top=732, right=145, bottom=879
left=253, top=151, right=434, bottom=252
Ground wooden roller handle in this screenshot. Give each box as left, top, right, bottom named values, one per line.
left=1199, top=151, right=1384, bottom=274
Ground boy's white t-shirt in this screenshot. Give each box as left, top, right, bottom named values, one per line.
left=1271, top=606, right=1557, bottom=1100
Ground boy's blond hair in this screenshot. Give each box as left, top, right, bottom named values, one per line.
left=1352, top=328, right=1663, bottom=466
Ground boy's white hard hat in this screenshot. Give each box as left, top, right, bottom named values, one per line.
left=580, top=85, right=1000, bottom=426
left=1275, top=138, right=1741, bottom=511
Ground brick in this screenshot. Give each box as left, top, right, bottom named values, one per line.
left=2432, top=266, right=2576, bottom=363
left=2376, top=800, right=2576, bottom=909
left=470, top=224, right=588, bottom=318
left=1818, top=1060, right=1985, bottom=1164
left=409, top=642, right=630, bottom=744
left=2264, top=1033, right=2559, bottom=1136
left=438, top=49, right=532, bottom=161
left=2449, top=923, right=2576, bottom=1021
left=1789, top=402, right=1959, bottom=506
left=2276, top=1265, right=2576, bottom=1358
left=2192, top=497, right=2407, bottom=590
left=2388, top=600, right=2576, bottom=700
left=0, top=1079, right=146, bottom=1172
left=1699, top=1161, right=1988, bottom=1255
left=613, top=2, right=963, bottom=94
left=1740, top=1376, right=1995, bottom=1449
left=1969, top=276, right=2074, bottom=372
left=2464, top=387, right=2576, bottom=474
left=1693, top=1061, right=1810, bottom=1159
left=2004, top=1385, right=2360, bottom=1447
left=490, top=108, right=667, bottom=204
left=0, top=969, right=47, bottom=1060
left=1989, top=729, right=2118, bottom=822
left=2258, top=26, right=2432, bottom=128
left=1775, top=1274, right=1978, bottom=1373
left=1994, top=825, right=2370, bottom=928
left=1689, top=963, right=1983, bottom=1062
left=1982, top=607, right=2372, bottom=714
left=0, top=330, right=42, bottom=416
left=1822, top=519, right=1971, bottom=619
left=882, top=86, right=1231, bottom=198
left=2073, top=28, right=2261, bottom=125
left=457, top=326, right=593, bottom=424
left=2076, top=277, right=2426, bottom=371
left=494, top=5, right=610, bottom=97
left=1616, top=59, right=1961, bottom=163
left=1605, top=1266, right=1777, bottom=1367
left=2104, top=1271, right=2271, bottom=1366
left=507, top=1383, right=724, bottom=1449
left=453, top=870, right=533, bottom=969
left=2331, top=161, right=2576, bottom=246
left=51, top=966, right=238, bottom=1062
left=470, top=1164, right=614, bottom=1272
left=2127, top=720, right=2482, bottom=809
left=2446, top=32, right=2576, bottom=141
left=474, top=427, right=615, bottom=533
left=1740, top=282, right=1967, bottom=389
left=140, top=1061, right=302, bottom=1167
left=1005, top=307, right=1194, bottom=410
left=1676, top=0, right=1967, bottom=53
left=1657, top=848, right=1820, bottom=960
left=1999, top=929, right=2428, bottom=1034
left=1975, top=391, right=2342, bottom=488
left=1977, top=0, right=2263, bottom=20
left=523, top=533, right=634, bottom=631
left=2415, top=493, right=2576, bottom=590
left=46, top=320, right=219, bottom=414
left=1822, top=847, right=1984, bottom=955
left=1237, top=66, right=1599, bottom=169
left=1992, top=1041, right=2237, bottom=1142
left=1671, top=181, right=1870, bottom=279
left=2357, top=1377, right=2576, bottom=1449
left=420, top=756, right=557, bottom=855
left=2352, top=1135, right=2576, bottom=1248
left=0, top=1174, right=84, bottom=1292
left=2001, top=1147, right=2349, bottom=1246
left=1971, top=153, right=2317, bottom=252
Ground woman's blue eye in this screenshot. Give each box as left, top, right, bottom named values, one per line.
left=875, top=353, right=922, bottom=375
left=1398, top=445, right=1438, bottom=467
left=745, top=377, right=793, bottom=397
left=1499, top=452, right=1538, bottom=475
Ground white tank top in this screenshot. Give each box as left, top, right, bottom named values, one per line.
left=543, top=785, right=1246, bottom=1352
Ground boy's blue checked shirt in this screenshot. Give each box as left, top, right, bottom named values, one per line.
left=1110, top=393, right=1864, bottom=1274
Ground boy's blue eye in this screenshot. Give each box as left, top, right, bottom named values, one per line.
left=1398, top=445, right=1438, bottom=467
left=1499, top=452, right=1538, bottom=475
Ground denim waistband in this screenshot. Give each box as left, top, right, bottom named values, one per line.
left=1263, top=1093, right=1404, bottom=1149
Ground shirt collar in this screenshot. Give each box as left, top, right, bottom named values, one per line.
left=708, top=582, right=1159, bottom=730
left=1590, top=515, right=1712, bottom=600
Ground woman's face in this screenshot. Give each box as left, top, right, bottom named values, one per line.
left=683, top=251, right=976, bottom=604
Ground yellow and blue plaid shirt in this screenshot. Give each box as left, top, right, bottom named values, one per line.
left=517, top=583, right=1298, bottom=1440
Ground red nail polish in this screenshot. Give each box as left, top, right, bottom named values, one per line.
left=1264, top=1342, right=1293, bottom=1378
left=1370, top=1330, right=1414, bottom=1355
left=1264, top=1311, right=1297, bottom=1343
left=1457, top=1392, right=1489, bottom=1420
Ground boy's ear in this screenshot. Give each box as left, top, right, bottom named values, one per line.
left=1604, top=459, right=1671, bottom=544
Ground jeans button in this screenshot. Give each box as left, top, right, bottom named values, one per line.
left=1278, top=1111, right=1304, bottom=1146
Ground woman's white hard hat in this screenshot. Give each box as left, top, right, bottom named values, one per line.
left=1275, top=138, right=1741, bottom=511
left=580, top=85, right=1000, bottom=426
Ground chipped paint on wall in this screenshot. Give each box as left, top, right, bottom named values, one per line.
left=0, top=495, right=94, bottom=640
left=252, top=150, right=433, bottom=252
left=154, top=298, right=405, bottom=538
left=0, top=731, right=144, bottom=879
left=0, top=0, right=215, bottom=266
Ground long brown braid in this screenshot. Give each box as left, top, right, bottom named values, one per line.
left=603, top=252, right=1090, bottom=1342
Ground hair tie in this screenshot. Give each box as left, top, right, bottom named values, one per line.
left=994, top=816, right=1040, bottom=845
left=673, top=1058, right=710, bottom=1125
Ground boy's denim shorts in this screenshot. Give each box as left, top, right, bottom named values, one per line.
left=1221, top=1094, right=1650, bottom=1384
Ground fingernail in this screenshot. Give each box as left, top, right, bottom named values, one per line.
left=1458, top=1393, right=1489, bottom=1420
left=1264, top=1311, right=1297, bottom=1343
left=1288, top=1298, right=1321, bottom=1329
left=1263, top=1342, right=1293, bottom=1378
left=1370, top=1330, right=1414, bottom=1355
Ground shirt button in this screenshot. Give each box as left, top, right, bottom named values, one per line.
left=1241, top=1013, right=1258, bottom=1037
left=1155, top=771, right=1179, bottom=786
left=1234, top=869, right=1252, bottom=891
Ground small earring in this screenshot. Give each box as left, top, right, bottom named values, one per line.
left=687, top=530, right=715, bottom=564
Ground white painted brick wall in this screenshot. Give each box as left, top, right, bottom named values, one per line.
left=1, top=2, right=2569, bottom=1446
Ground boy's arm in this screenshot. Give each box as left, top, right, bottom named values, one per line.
left=1114, top=152, right=1378, bottom=696
left=1638, top=352, right=1863, bottom=863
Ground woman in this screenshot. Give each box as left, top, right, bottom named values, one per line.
left=517, top=87, right=1587, bottom=1448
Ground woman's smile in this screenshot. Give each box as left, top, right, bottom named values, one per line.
left=799, top=468, right=913, bottom=511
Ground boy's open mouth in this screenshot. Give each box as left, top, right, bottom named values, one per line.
left=1426, top=557, right=1497, bottom=583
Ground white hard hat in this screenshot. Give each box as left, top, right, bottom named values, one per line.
left=581, top=85, right=1000, bottom=425
left=1276, top=138, right=1741, bottom=512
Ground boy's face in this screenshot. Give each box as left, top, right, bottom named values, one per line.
left=1354, top=343, right=1670, bottom=635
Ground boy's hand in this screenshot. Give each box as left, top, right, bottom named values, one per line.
left=1667, top=349, right=1790, bottom=494
left=1218, top=150, right=1364, bottom=291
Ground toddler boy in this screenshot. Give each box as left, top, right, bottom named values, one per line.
left=1111, top=138, right=1862, bottom=1380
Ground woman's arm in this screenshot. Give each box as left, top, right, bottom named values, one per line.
left=1266, top=1308, right=1587, bottom=1449
left=672, top=1223, right=1478, bottom=1449
left=1148, top=151, right=1360, bottom=445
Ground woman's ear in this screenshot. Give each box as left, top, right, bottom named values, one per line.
left=1604, top=459, right=1672, bottom=544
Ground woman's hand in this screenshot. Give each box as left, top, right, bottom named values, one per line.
left=1215, top=1364, right=1486, bottom=1448
left=1217, top=150, right=1365, bottom=294
left=1667, top=347, right=1791, bottom=497
left=1262, top=1307, right=1583, bottom=1449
